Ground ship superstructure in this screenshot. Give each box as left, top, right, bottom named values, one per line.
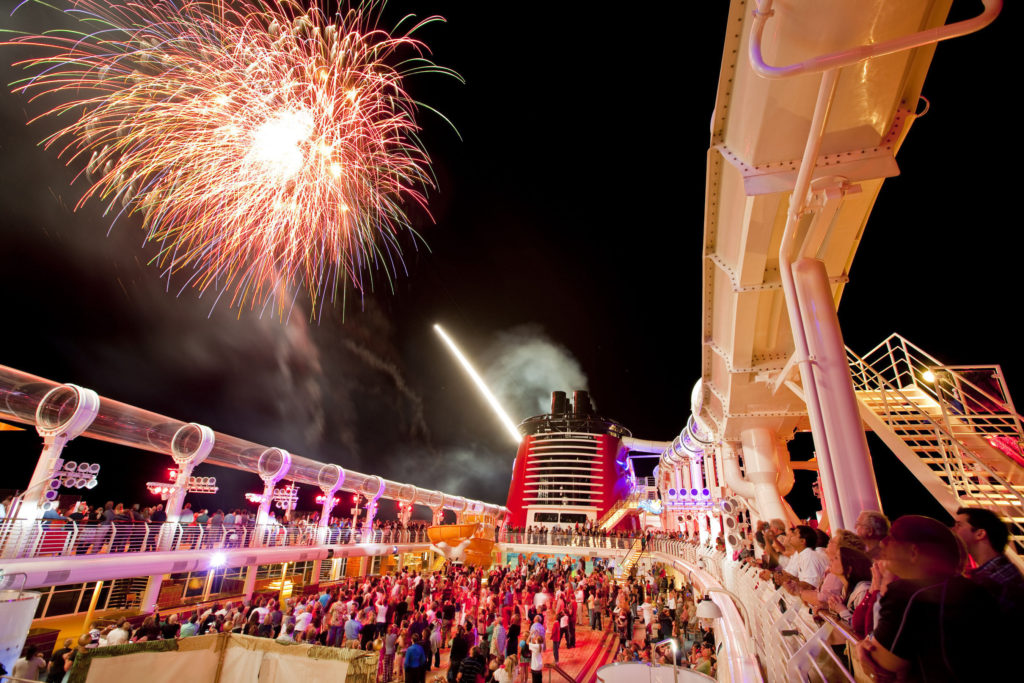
left=504, top=391, right=631, bottom=528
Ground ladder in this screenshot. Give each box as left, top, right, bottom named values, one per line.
left=848, top=334, right=1024, bottom=561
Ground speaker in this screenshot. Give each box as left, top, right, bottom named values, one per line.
left=720, top=497, right=743, bottom=515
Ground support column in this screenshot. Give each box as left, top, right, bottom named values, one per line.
left=24, top=385, right=100, bottom=521
left=139, top=575, right=165, bottom=614
left=358, top=476, right=384, bottom=543
left=243, top=566, right=257, bottom=601
left=793, top=258, right=881, bottom=528
left=81, top=580, right=105, bottom=633
left=202, top=570, right=215, bottom=602
left=143, top=424, right=215, bottom=612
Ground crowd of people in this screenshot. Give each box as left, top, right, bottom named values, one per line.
left=13, top=546, right=725, bottom=682
left=732, top=506, right=1024, bottom=680
left=11, top=493, right=1024, bottom=682
left=1, top=496, right=432, bottom=556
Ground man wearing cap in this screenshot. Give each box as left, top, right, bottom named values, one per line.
left=857, top=515, right=1002, bottom=681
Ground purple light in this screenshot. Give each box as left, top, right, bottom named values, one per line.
left=690, top=488, right=699, bottom=497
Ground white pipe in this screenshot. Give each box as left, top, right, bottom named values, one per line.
left=690, top=458, right=704, bottom=491
left=741, top=427, right=792, bottom=526
left=793, top=258, right=882, bottom=527
left=621, top=437, right=671, bottom=453
left=722, top=443, right=756, bottom=503
left=777, top=67, right=845, bottom=530
left=0, top=363, right=505, bottom=520
left=749, top=0, right=1003, bottom=78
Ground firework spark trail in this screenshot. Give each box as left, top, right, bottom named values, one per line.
left=434, top=323, right=522, bottom=444
left=5, top=0, right=457, bottom=313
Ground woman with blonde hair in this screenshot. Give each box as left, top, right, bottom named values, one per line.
left=493, top=656, right=515, bottom=683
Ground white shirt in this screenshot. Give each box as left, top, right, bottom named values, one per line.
left=640, top=601, right=655, bottom=625
left=295, top=610, right=313, bottom=633
left=790, top=547, right=829, bottom=587
left=529, top=642, right=543, bottom=671
left=106, top=626, right=129, bottom=646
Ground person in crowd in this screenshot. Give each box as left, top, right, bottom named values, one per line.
left=13, top=644, right=47, bottom=681
left=823, top=546, right=873, bottom=628
left=404, top=632, right=427, bottom=683
left=857, top=515, right=1003, bottom=681
left=105, top=618, right=130, bottom=646
left=527, top=633, right=543, bottom=683
left=952, top=505, right=1024, bottom=622
left=456, top=645, right=486, bottom=683
left=854, top=510, right=890, bottom=559
left=777, top=525, right=829, bottom=593
left=275, top=622, right=297, bottom=643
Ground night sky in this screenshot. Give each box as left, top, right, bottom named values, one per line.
left=0, top=1, right=1018, bottom=521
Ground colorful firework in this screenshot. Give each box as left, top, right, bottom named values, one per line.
left=5, top=0, right=457, bottom=313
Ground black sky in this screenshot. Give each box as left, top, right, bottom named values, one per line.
left=0, top=1, right=1018, bottom=519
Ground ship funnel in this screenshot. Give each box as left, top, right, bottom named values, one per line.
left=572, top=390, right=592, bottom=416
left=550, top=391, right=568, bottom=415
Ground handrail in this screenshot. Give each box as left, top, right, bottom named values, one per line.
left=546, top=663, right=576, bottom=683
left=847, top=346, right=1024, bottom=509
left=498, top=530, right=638, bottom=550
left=749, top=0, right=1003, bottom=78
left=647, top=540, right=762, bottom=682
left=860, top=334, right=1024, bottom=425
left=0, top=519, right=431, bottom=560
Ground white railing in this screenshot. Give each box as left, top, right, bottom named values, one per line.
left=498, top=529, right=638, bottom=549
left=851, top=333, right=1024, bottom=456
left=717, top=557, right=859, bottom=682
left=648, top=539, right=762, bottom=681
left=0, top=519, right=429, bottom=560
left=847, top=342, right=1024, bottom=549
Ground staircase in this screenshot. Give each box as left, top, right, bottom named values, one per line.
left=848, top=334, right=1024, bottom=560
left=614, top=537, right=644, bottom=581
left=107, top=576, right=148, bottom=610
left=596, top=477, right=657, bottom=530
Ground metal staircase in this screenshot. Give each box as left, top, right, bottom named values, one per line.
left=107, top=576, right=148, bottom=610
left=847, top=334, right=1024, bottom=560
left=614, top=537, right=644, bottom=580
left=596, top=477, right=657, bottom=530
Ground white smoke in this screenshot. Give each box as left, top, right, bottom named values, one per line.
left=483, top=324, right=588, bottom=421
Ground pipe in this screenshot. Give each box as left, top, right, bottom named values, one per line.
left=793, top=258, right=881, bottom=526
left=721, top=443, right=757, bottom=504
left=0, top=363, right=505, bottom=519
left=776, top=67, right=845, bottom=530
left=749, top=0, right=1003, bottom=79
left=621, top=437, right=671, bottom=453
left=740, top=427, right=793, bottom=526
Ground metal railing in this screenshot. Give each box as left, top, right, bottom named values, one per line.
left=648, top=539, right=724, bottom=584
left=851, top=334, right=1024, bottom=467
left=497, top=530, right=637, bottom=549
left=0, top=518, right=429, bottom=560
left=720, top=558, right=858, bottom=682
left=846, top=342, right=1024, bottom=551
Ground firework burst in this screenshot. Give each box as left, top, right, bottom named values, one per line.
left=5, top=0, right=457, bottom=314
